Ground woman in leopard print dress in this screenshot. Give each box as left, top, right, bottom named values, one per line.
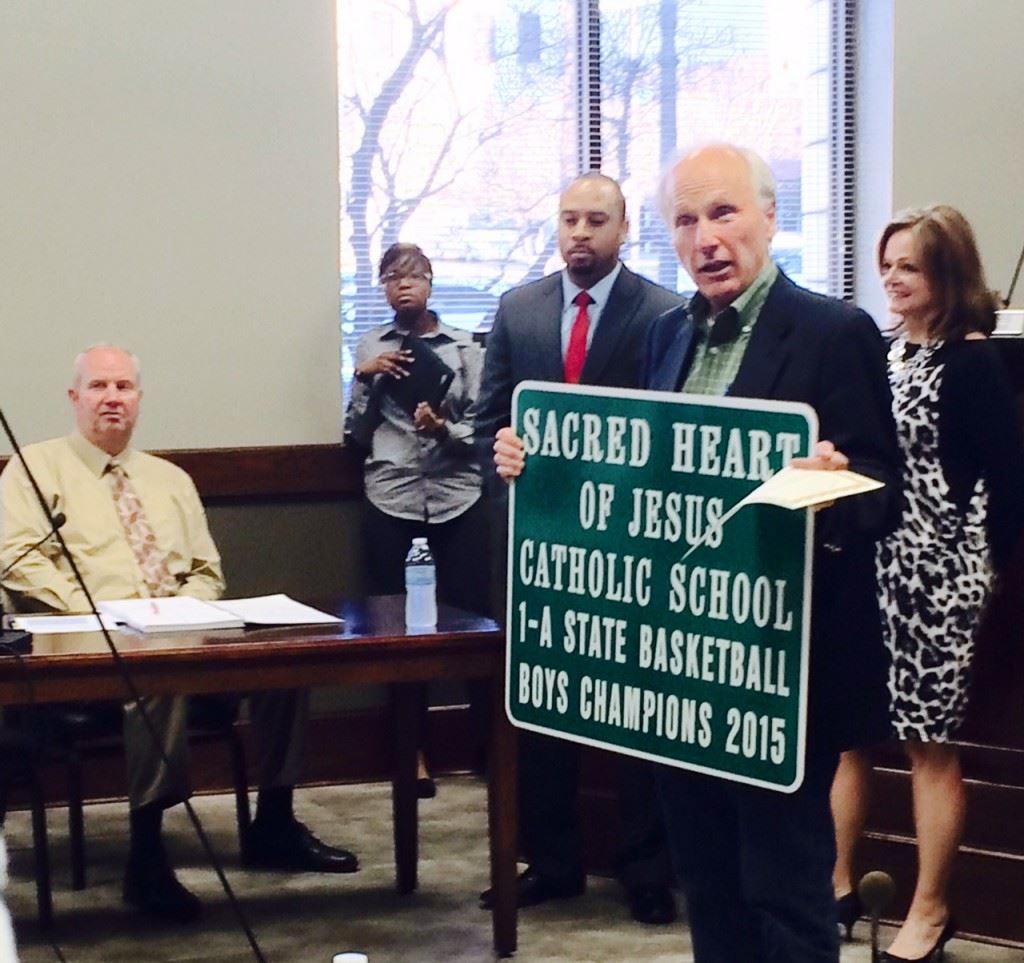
left=830, top=206, right=1024, bottom=962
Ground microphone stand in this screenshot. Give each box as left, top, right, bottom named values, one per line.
left=0, top=409, right=266, bottom=963
left=858, top=870, right=895, bottom=963
left=1003, top=239, right=1024, bottom=308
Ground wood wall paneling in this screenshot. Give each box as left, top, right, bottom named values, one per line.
left=0, top=444, right=365, bottom=502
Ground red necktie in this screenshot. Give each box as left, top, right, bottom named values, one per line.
left=564, top=291, right=593, bottom=384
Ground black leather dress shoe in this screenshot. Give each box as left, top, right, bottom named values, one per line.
left=479, top=866, right=586, bottom=909
left=627, top=885, right=676, bottom=925
left=243, top=818, right=359, bottom=873
left=123, top=855, right=202, bottom=923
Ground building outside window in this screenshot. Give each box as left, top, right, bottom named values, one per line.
left=337, top=0, right=854, bottom=386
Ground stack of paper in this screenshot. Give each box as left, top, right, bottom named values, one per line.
left=98, top=597, right=244, bottom=633
left=214, top=594, right=342, bottom=626
left=95, top=594, right=342, bottom=633
left=3, top=614, right=120, bottom=634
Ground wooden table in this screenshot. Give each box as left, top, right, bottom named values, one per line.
left=0, top=596, right=518, bottom=958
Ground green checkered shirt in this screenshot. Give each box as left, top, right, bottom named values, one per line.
left=681, top=261, right=778, bottom=397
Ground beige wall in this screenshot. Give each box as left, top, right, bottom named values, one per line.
left=0, top=1, right=342, bottom=451
left=890, top=0, right=1024, bottom=303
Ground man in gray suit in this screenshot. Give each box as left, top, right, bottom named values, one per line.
left=475, top=172, right=682, bottom=925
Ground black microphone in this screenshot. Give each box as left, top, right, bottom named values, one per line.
left=858, top=870, right=895, bottom=962
left=0, top=512, right=66, bottom=579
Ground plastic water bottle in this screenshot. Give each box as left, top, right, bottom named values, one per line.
left=404, top=537, right=437, bottom=628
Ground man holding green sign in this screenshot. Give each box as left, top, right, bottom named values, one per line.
left=494, top=144, right=900, bottom=963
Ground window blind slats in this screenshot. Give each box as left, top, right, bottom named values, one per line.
left=338, top=0, right=854, bottom=387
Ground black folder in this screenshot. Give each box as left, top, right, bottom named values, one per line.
left=382, top=334, right=455, bottom=416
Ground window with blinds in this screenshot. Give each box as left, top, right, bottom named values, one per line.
left=338, top=0, right=855, bottom=385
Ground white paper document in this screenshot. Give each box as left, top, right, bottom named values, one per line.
left=98, top=597, right=244, bottom=633
left=95, top=594, right=342, bottom=633
left=2, top=613, right=121, bottom=634
left=740, top=466, right=884, bottom=511
left=213, top=595, right=342, bottom=626
left=681, top=466, right=885, bottom=561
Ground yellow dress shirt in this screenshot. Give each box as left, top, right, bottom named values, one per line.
left=0, top=432, right=224, bottom=613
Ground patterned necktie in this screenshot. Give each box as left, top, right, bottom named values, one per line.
left=106, top=462, right=178, bottom=596
left=564, top=290, right=593, bottom=384
left=707, top=307, right=742, bottom=348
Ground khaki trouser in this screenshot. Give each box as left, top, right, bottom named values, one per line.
left=123, top=690, right=308, bottom=810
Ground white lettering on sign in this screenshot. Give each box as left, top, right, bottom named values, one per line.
left=667, top=564, right=794, bottom=631
left=626, top=488, right=724, bottom=548
left=562, top=609, right=628, bottom=664
left=670, top=422, right=805, bottom=479
left=578, top=676, right=713, bottom=745
left=517, top=662, right=570, bottom=714
left=521, top=408, right=651, bottom=467
left=636, top=623, right=791, bottom=696
left=518, top=539, right=653, bottom=607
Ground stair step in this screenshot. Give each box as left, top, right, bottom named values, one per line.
left=858, top=833, right=1024, bottom=946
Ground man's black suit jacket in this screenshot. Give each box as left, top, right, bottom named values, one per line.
left=475, top=265, right=683, bottom=493
left=644, top=271, right=901, bottom=754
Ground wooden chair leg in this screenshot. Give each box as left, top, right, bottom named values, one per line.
left=229, top=730, right=251, bottom=854
left=28, top=772, right=53, bottom=929
left=67, top=752, right=86, bottom=891
left=391, top=682, right=419, bottom=895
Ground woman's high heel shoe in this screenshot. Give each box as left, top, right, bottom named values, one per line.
left=836, top=890, right=863, bottom=942
left=880, top=916, right=957, bottom=962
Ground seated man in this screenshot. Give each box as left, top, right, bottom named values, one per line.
left=0, top=344, right=358, bottom=923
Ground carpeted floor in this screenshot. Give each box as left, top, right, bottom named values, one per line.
left=4, top=778, right=1019, bottom=962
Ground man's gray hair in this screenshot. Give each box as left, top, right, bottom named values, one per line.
left=72, top=344, right=142, bottom=388
left=656, top=143, right=777, bottom=224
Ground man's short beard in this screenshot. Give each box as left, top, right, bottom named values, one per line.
left=568, top=256, right=615, bottom=285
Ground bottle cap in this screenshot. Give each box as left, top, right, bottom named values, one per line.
left=412, top=537, right=428, bottom=546
left=333, top=954, right=369, bottom=963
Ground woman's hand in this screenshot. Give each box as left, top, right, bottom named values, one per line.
left=356, top=349, right=413, bottom=380
left=414, top=402, right=447, bottom=435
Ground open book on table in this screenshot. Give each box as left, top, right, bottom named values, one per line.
left=97, top=594, right=342, bottom=634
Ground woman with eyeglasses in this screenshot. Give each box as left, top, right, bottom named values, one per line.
left=345, top=242, right=490, bottom=797
left=830, top=206, right=1024, bottom=962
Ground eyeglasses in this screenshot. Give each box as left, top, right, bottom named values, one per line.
left=381, top=271, right=432, bottom=285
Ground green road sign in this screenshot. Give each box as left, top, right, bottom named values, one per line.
left=507, top=382, right=817, bottom=792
